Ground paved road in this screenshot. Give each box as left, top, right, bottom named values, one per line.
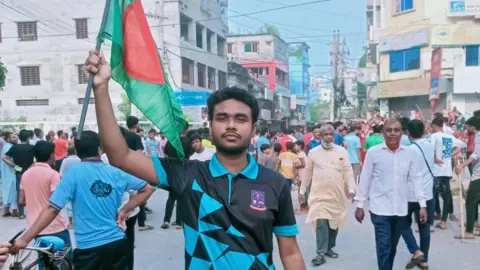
left=0, top=189, right=479, bottom=269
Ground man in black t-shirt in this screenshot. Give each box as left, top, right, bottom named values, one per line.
left=2, top=129, right=35, bottom=219
left=126, top=116, right=144, bottom=152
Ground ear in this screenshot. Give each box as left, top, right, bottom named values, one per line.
left=251, top=123, right=258, bottom=138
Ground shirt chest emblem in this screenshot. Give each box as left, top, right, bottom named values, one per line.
left=250, top=190, right=267, bottom=211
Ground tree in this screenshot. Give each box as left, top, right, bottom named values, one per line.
left=0, top=59, right=7, bottom=90
left=358, top=51, right=367, bottom=68
left=117, top=92, right=131, bottom=120
left=258, top=24, right=280, bottom=36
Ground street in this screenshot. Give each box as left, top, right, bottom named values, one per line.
left=0, top=189, right=478, bottom=270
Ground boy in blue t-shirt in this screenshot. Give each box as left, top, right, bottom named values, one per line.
left=10, top=131, right=154, bottom=270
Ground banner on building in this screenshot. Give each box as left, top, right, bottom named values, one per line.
left=430, top=47, right=443, bottom=114
left=447, top=0, right=480, bottom=17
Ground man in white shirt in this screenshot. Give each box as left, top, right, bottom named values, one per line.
left=429, top=117, right=464, bottom=228
left=354, top=119, right=427, bottom=270
left=189, top=133, right=215, bottom=162
left=401, top=120, right=435, bottom=270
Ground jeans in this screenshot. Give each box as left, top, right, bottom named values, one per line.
left=37, top=229, right=72, bottom=269
left=125, top=214, right=138, bottom=270
left=370, top=212, right=407, bottom=270
left=15, top=173, right=24, bottom=216
left=137, top=204, right=147, bottom=227
left=164, top=192, right=182, bottom=225
left=466, top=179, right=480, bottom=233
left=315, top=219, right=338, bottom=254
left=434, top=176, right=453, bottom=221
left=401, top=199, right=435, bottom=263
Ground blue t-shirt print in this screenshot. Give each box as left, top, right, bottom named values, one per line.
left=49, top=161, right=147, bottom=249
left=442, top=137, right=453, bottom=159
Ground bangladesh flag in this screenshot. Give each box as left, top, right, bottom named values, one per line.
left=99, top=0, right=187, bottom=157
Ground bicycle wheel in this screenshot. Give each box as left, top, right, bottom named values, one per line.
left=52, top=259, right=71, bottom=270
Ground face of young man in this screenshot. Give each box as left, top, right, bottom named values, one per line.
left=192, top=139, right=203, bottom=153
left=148, top=132, right=155, bottom=140
left=313, top=128, right=321, bottom=140
left=210, top=99, right=255, bottom=155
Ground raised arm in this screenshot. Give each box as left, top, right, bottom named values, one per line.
left=85, top=51, right=159, bottom=185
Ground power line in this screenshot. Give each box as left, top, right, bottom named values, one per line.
left=154, top=0, right=331, bottom=27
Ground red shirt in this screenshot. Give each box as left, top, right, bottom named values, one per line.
left=279, top=135, right=293, bottom=152
left=54, top=138, right=69, bottom=160
left=304, top=133, right=313, bottom=151
left=467, top=133, right=475, bottom=152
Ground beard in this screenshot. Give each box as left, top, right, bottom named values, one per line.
left=212, top=136, right=250, bottom=155
left=322, top=141, right=334, bottom=149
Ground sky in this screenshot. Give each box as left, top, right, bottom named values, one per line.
left=228, top=0, right=367, bottom=78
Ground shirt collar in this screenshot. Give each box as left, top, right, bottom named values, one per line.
left=32, top=162, right=52, bottom=168
left=380, top=142, right=406, bottom=151
left=209, top=153, right=258, bottom=180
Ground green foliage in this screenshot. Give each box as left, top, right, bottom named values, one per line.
left=358, top=51, right=367, bottom=68
left=0, top=59, right=7, bottom=90
left=289, top=45, right=303, bottom=62
left=0, top=115, right=28, bottom=131
left=258, top=24, right=280, bottom=36
left=117, top=92, right=132, bottom=121
left=308, top=101, right=330, bottom=123
left=183, top=112, right=192, bottom=123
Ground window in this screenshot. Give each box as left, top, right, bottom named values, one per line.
left=16, top=99, right=49, bottom=106
left=228, top=43, right=233, bottom=54
left=208, top=67, right=216, bottom=90
left=17, top=22, right=37, bottom=41
left=389, top=47, right=420, bottom=73
left=196, top=23, right=204, bottom=49
left=180, top=13, right=192, bottom=42
left=77, top=98, right=95, bottom=105
left=466, top=46, right=479, bottom=66
left=395, top=0, right=414, bottom=13
left=76, top=64, right=88, bottom=84
left=217, top=36, right=226, bottom=56
left=218, top=71, right=227, bottom=90
left=19, top=66, right=40, bottom=86
left=198, top=63, right=206, bottom=88
left=182, top=57, right=194, bottom=84
left=206, top=29, right=214, bottom=53
left=75, top=18, right=88, bottom=39
left=244, top=42, right=258, bottom=53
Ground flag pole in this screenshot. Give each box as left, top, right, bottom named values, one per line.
left=76, top=0, right=112, bottom=140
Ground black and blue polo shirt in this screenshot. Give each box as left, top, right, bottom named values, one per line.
left=152, top=153, right=299, bottom=269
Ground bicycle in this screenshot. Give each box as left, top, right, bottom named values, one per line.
left=7, top=236, right=72, bottom=270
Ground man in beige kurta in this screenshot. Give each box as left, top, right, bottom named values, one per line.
left=299, top=124, right=356, bottom=266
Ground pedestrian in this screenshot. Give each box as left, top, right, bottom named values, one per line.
left=300, top=124, right=355, bottom=267
left=59, top=144, right=81, bottom=228
left=1, top=132, right=18, bottom=217
left=306, top=125, right=321, bottom=154
left=257, top=144, right=277, bottom=170
left=364, top=124, right=384, bottom=151
left=190, top=133, right=215, bottom=162
left=9, top=131, right=155, bottom=270
left=3, top=129, right=35, bottom=220
left=256, top=127, right=270, bottom=156
left=354, top=118, right=427, bottom=270
left=145, top=128, right=157, bottom=157
left=54, top=130, right=69, bottom=161
left=277, top=141, right=300, bottom=191
left=344, top=124, right=362, bottom=184
left=87, top=50, right=305, bottom=270
left=294, top=140, right=308, bottom=214
left=455, top=116, right=480, bottom=239
left=18, top=141, right=72, bottom=266
left=401, top=120, right=435, bottom=270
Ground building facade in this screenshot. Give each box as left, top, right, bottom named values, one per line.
left=288, top=42, right=309, bottom=126
left=377, top=0, right=480, bottom=117
left=0, top=0, right=228, bottom=125
left=227, top=33, right=290, bottom=124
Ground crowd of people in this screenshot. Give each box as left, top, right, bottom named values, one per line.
left=0, top=51, right=478, bottom=270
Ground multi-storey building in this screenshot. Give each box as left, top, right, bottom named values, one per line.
left=377, top=0, right=480, bottom=117
left=0, top=0, right=228, bottom=126
left=288, top=42, right=309, bottom=126
left=226, top=33, right=290, bottom=125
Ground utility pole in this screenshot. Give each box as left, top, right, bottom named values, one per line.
left=331, top=31, right=340, bottom=120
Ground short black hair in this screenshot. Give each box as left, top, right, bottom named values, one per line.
left=46, top=134, right=52, bottom=142
left=433, top=112, right=443, bottom=120
left=466, top=116, right=480, bottom=130
left=201, top=128, right=209, bottom=136
left=349, top=123, right=361, bottom=133
left=286, top=141, right=294, bottom=150
left=28, top=130, right=34, bottom=138
left=4, top=131, right=13, bottom=141
left=260, top=127, right=269, bottom=136
left=137, top=128, right=144, bottom=133
left=190, top=133, right=202, bottom=142
left=126, top=116, right=139, bottom=129
left=74, top=131, right=100, bottom=159
left=408, top=120, right=425, bottom=139
left=400, top=117, right=410, bottom=131
left=34, top=141, right=55, bottom=162
left=148, top=128, right=156, bottom=134
left=57, top=130, right=64, bottom=137
left=312, top=124, right=321, bottom=131
left=273, top=143, right=282, bottom=153
left=333, top=121, right=343, bottom=129
left=19, top=129, right=30, bottom=142
left=431, top=117, right=444, bottom=128
left=287, top=128, right=295, bottom=135
left=260, top=144, right=271, bottom=152
left=295, top=140, right=305, bottom=149
left=207, top=86, right=260, bottom=125
left=67, top=144, right=76, bottom=156
left=186, top=130, right=198, bottom=140
left=372, top=124, right=383, bottom=134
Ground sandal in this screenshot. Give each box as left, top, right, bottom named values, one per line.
left=18, top=215, right=25, bottom=220
left=2, top=213, right=12, bottom=217
left=449, top=214, right=459, bottom=222
left=139, top=225, right=154, bottom=231
left=454, top=234, right=475, bottom=240
left=435, top=223, right=447, bottom=230
left=405, top=255, right=424, bottom=269
left=325, top=249, right=339, bottom=259
left=311, top=254, right=326, bottom=266
left=176, top=225, right=183, bottom=230
left=418, top=262, right=429, bottom=270
left=160, top=223, right=169, bottom=229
